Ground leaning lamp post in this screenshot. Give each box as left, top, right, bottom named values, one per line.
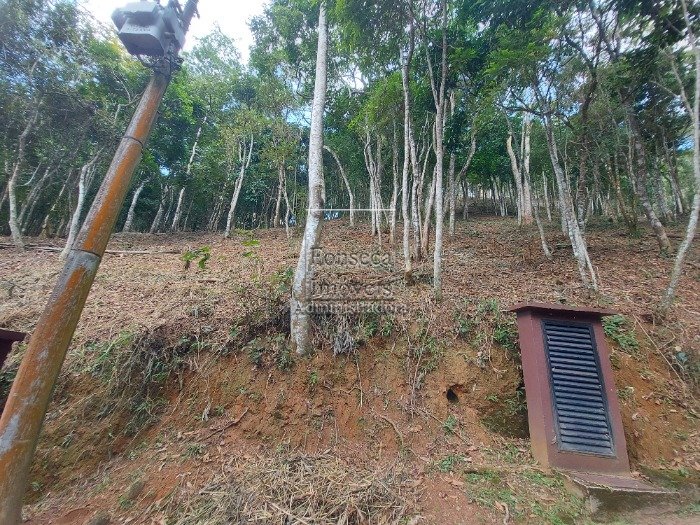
left=0, top=2, right=198, bottom=523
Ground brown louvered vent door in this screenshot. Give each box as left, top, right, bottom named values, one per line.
left=542, top=320, right=614, bottom=457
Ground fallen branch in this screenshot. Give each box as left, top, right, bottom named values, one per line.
left=0, top=243, right=179, bottom=255
left=202, top=407, right=249, bottom=441
left=372, top=410, right=405, bottom=449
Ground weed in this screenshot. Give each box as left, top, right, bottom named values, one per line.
left=185, top=443, right=205, bottom=458
left=85, top=330, right=190, bottom=436
left=359, top=312, right=380, bottom=339
left=486, top=394, right=499, bottom=403
left=118, top=494, right=134, bottom=509
left=241, top=237, right=261, bottom=258
left=617, top=386, right=635, bottom=402
left=271, top=266, right=294, bottom=293
left=476, top=299, right=499, bottom=316
left=411, top=324, right=443, bottom=377
left=603, top=315, right=640, bottom=355
left=465, top=299, right=520, bottom=366
left=493, top=319, right=517, bottom=352
left=501, top=443, right=523, bottom=464
left=442, top=414, right=458, bottom=434
left=521, top=470, right=562, bottom=489
left=435, top=455, right=467, bottom=473
left=275, top=341, right=294, bottom=371
left=308, top=370, right=319, bottom=389
left=181, top=246, right=211, bottom=270
left=380, top=315, right=395, bottom=337
left=455, top=314, right=473, bottom=339
left=504, top=389, right=527, bottom=416
left=246, top=339, right=264, bottom=367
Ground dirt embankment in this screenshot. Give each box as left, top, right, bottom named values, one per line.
left=0, top=217, right=698, bottom=524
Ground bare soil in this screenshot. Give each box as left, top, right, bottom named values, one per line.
left=0, top=216, right=698, bottom=524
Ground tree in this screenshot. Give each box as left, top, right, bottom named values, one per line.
left=291, top=0, right=328, bottom=355
left=661, top=0, right=700, bottom=312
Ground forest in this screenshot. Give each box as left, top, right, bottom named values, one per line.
left=1, top=0, right=698, bottom=310
left=1, top=0, right=699, bottom=524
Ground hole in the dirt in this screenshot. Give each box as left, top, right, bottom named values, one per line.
left=446, top=387, right=459, bottom=404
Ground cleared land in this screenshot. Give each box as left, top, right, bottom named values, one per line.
left=1, top=217, right=698, bottom=524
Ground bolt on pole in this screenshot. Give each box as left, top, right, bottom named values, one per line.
left=0, top=2, right=198, bottom=523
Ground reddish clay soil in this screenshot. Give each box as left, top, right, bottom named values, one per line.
left=0, top=216, right=698, bottom=524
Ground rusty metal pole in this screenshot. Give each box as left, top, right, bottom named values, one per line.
left=0, top=3, right=198, bottom=523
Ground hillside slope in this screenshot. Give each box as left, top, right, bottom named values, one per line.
left=0, top=217, right=698, bottom=524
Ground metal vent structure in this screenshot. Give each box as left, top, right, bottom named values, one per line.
left=509, top=303, right=631, bottom=475
left=543, top=320, right=614, bottom=456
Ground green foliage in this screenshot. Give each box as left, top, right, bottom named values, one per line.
left=271, top=266, right=294, bottom=293
left=274, top=334, right=294, bottom=371
left=465, top=468, right=584, bottom=524
left=181, top=246, right=211, bottom=270
left=442, top=414, right=458, bottom=434
left=246, top=338, right=265, bottom=367
left=435, top=454, right=467, bottom=473
left=308, top=370, right=319, bottom=389
left=408, top=320, right=444, bottom=391
left=603, top=315, right=640, bottom=355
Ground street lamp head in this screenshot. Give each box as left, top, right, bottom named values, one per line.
left=111, top=1, right=186, bottom=57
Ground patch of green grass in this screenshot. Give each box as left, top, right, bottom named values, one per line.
left=521, top=470, right=562, bottom=489
left=493, top=319, right=518, bottom=352
left=454, top=312, right=474, bottom=339
left=435, top=454, right=467, bottom=473
left=308, top=370, right=319, bottom=389
left=184, top=443, right=205, bottom=458
left=464, top=468, right=584, bottom=524
left=442, top=414, right=458, bottom=434
left=271, top=266, right=294, bottom=293
left=465, top=470, right=519, bottom=516
left=617, top=386, right=635, bottom=402
left=380, top=315, right=395, bottom=337
left=603, top=315, right=640, bottom=355
left=246, top=338, right=264, bottom=367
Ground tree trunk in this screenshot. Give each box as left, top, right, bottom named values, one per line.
left=60, top=153, right=100, bottom=260
left=170, top=187, right=185, bottom=232
left=40, top=170, right=73, bottom=238
left=324, top=145, right=354, bottom=226
left=543, top=113, right=597, bottom=290
left=19, top=166, right=52, bottom=233
left=521, top=115, right=534, bottom=224
left=462, top=180, right=469, bottom=220
left=426, top=0, right=448, bottom=299
left=543, top=176, right=553, bottom=222
left=283, top=181, right=292, bottom=239
left=122, top=179, right=146, bottom=233
left=273, top=163, right=285, bottom=227
left=400, top=38, right=414, bottom=282
left=390, top=123, right=399, bottom=244
left=421, top=171, right=436, bottom=258
left=662, top=15, right=700, bottom=311
left=448, top=93, right=457, bottom=236
left=506, top=133, right=524, bottom=224
left=8, top=106, right=39, bottom=249
left=291, top=0, right=327, bottom=355
left=150, top=185, right=169, bottom=234
left=626, top=108, right=671, bottom=252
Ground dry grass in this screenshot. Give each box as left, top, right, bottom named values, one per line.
left=167, top=453, right=418, bottom=525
